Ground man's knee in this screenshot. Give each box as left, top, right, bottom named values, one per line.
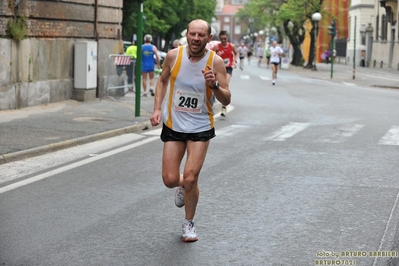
left=183, top=172, right=199, bottom=191
left=162, top=172, right=180, bottom=188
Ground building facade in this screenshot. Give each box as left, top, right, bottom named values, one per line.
left=212, top=0, right=248, bottom=44
left=0, top=0, right=123, bottom=110
left=347, top=0, right=399, bottom=69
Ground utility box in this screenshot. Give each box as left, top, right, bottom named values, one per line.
left=73, top=41, right=97, bottom=101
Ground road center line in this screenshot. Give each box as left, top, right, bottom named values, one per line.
left=0, top=136, right=159, bottom=194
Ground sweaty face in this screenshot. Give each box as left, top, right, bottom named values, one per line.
left=186, top=22, right=211, bottom=56
left=219, top=34, right=228, bottom=45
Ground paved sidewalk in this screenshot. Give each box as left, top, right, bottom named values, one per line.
left=288, top=62, right=399, bottom=89
left=1, top=63, right=398, bottom=165
left=0, top=92, right=156, bottom=165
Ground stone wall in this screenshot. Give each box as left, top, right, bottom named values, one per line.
left=0, top=0, right=125, bottom=110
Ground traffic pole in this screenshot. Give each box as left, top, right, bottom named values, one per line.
left=330, top=35, right=334, bottom=79
left=353, top=16, right=356, bottom=80
left=135, top=0, right=144, bottom=117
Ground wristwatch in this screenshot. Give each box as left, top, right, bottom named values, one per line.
left=211, top=81, right=220, bottom=90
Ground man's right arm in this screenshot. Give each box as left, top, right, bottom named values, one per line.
left=150, top=49, right=177, bottom=126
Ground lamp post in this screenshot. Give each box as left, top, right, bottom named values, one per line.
left=270, top=26, right=277, bottom=42
left=311, top=12, right=322, bottom=71
left=359, top=24, right=366, bottom=67
left=258, top=30, right=264, bottom=46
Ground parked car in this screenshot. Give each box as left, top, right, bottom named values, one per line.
left=155, top=51, right=166, bottom=68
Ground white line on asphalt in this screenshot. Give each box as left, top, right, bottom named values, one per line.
left=0, top=136, right=159, bottom=194
left=260, top=76, right=271, bottom=80
left=342, top=82, right=356, bottom=86
left=240, top=75, right=250, bottom=80
left=264, top=122, right=310, bottom=141
left=378, top=126, right=399, bottom=145
left=216, top=124, right=249, bottom=137
left=142, top=128, right=162, bottom=136
left=316, top=124, right=364, bottom=143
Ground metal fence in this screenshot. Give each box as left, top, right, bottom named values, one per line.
left=106, top=54, right=135, bottom=98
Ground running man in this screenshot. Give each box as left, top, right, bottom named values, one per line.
left=256, top=44, right=263, bottom=67
left=237, top=43, right=248, bottom=70
left=142, top=34, right=160, bottom=96
left=213, top=30, right=237, bottom=117
left=150, top=19, right=231, bottom=242
left=269, top=41, right=284, bottom=85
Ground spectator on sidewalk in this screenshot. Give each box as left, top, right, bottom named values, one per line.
left=125, top=41, right=137, bottom=91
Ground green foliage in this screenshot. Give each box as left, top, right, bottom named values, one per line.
left=122, top=0, right=216, bottom=49
left=6, top=16, right=27, bottom=41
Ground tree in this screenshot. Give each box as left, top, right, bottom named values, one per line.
left=122, top=0, right=216, bottom=50
left=235, top=0, right=324, bottom=67
left=277, top=0, right=323, bottom=67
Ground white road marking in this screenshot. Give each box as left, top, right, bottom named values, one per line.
left=0, top=136, right=159, bottom=194
left=264, top=122, right=310, bottom=141
left=260, top=76, right=271, bottom=80
left=240, top=75, right=250, bottom=80
left=0, top=134, right=145, bottom=185
left=342, top=82, right=356, bottom=86
left=142, top=128, right=162, bottom=136
left=316, top=124, right=364, bottom=143
left=378, top=126, right=399, bottom=145
left=216, top=124, right=249, bottom=137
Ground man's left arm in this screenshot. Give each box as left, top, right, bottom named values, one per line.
left=202, top=56, right=231, bottom=106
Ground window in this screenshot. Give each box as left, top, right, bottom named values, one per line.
left=234, top=25, right=241, bottom=35
left=223, top=25, right=230, bottom=33
left=224, top=17, right=230, bottom=23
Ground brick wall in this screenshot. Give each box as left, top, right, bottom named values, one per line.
left=0, top=0, right=122, bottom=39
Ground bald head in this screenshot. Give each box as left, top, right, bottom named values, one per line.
left=187, top=19, right=211, bottom=36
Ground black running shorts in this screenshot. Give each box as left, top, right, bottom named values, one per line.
left=161, top=123, right=215, bottom=142
left=226, top=67, right=233, bottom=75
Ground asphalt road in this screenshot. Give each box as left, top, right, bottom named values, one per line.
left=1, top=62, right=399, bottom=266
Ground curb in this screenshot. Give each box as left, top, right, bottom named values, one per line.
left=0, top=120, right=153, bottom=165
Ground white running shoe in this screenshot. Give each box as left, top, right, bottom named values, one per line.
left=175, top=187, right=185, bottom=208
left=149, top=88, right=155, bottom=96
left=143, top=92, right=148, bottom=97
left=272, top=80, right=275, bottom=85
left=182, top=220, right=198, bottom=242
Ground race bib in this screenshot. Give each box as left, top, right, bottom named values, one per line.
left=174, top=89, right=203, bottom=113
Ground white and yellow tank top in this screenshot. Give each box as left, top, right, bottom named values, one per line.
left=162, top=45, right=215, bottom=133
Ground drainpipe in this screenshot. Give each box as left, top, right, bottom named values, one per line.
left=95, top=0, right=100, bottom=97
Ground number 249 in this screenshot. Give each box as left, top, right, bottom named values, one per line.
left=179, top=96, right=198, bottom=109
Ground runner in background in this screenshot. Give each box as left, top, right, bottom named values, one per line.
left=237, top=43, right=248, bottom=70
left=213, top=30, right=237, bottom=117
